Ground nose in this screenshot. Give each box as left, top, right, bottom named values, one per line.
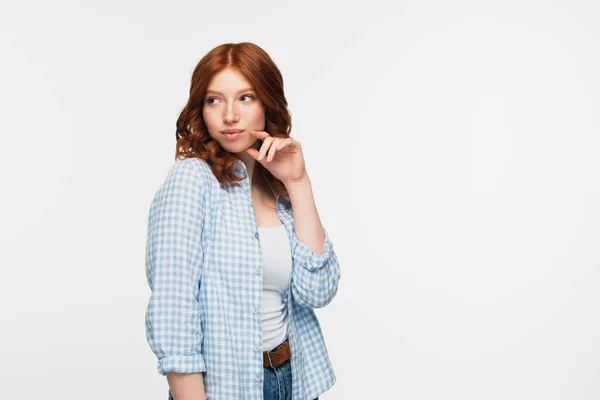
left=223, top=102, right=239, bottom=123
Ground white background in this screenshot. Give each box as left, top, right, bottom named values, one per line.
left=1, top=0, right=599, bottom=399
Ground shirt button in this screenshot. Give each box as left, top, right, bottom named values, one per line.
left=256, top=382, right=260, bottom=387
left=255, top=268, right=261, bottom=274
left=257, top=372, right=262, bottom=378
left=254, top=345, right=260, bottom=351
left=254, top=307, right=259, bottom=313
left=255, top=232, right=259, bottom=239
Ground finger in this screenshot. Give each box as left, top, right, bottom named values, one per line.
left=244, top=146, right=261, bottom=160
left=250, top=130, right=271, bottom=141
left=276, top=138, right=293, bottom=150
left=258, top=136, right=275, bottom=160
left=266, top=138, right=282, bottom=162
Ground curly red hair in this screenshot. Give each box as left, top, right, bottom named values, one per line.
left=174, top=42, right=292, bottom=203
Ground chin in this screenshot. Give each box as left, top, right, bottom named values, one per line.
left=221, top=140, right=250, bottom=152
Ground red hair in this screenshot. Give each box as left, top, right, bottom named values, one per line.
left=174, top=42, right=292, bottom=203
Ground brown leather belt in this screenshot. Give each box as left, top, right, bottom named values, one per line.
left=263, top=338, right=291, bottom=368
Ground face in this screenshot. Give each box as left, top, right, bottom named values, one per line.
left=202, top=67, right=266, bottom=156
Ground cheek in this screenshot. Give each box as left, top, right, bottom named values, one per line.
left=203, top=110, right=221, bottom=133
left=202, top=108, right=212, bottom=125
left=247, top=107, right=266, bottom=125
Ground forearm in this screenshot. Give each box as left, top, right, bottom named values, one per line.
left=166, top=372, right=207, bottom=400
left=284, top=175, right=325, bottom=255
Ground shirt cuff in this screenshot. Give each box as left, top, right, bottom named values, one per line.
left=157, top=353, right=207, bottom=375
left=292, top=228, right=333, bottom=271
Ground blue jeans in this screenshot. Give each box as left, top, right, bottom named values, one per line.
left=166, top=359, right=319, bottom=400
left=263, top=358, right=318, bottom=400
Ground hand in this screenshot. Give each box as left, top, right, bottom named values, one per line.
left=244, top=130, right=308, bottom=185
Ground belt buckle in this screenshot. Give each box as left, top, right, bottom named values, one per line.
left=266, top=348, right=277, bottom=368
left=265, top=339, right=288, bottom=368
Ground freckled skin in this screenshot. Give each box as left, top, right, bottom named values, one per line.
left=202, top=67, right=266, bottom=166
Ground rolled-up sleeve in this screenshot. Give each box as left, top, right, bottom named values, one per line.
left=291, top=228, right=341, bottom=309
left=144, top=161, right=207, bottom=376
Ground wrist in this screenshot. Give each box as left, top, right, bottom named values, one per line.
left=283, top=173, right=310, bottom=188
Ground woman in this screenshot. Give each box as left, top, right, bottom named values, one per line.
left=144, top=42, right=341, bottom=400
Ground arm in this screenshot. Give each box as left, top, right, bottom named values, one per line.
left=285, top=175, right=341, bottom=309
left=145, top=161, right=207, bottom=399
left=166, top=372, right=206, bottom=400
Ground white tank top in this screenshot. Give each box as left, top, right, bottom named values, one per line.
left=258, top=223, right=292, bottom=351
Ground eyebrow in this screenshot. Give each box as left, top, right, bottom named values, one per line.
left=205, top=88, right=255, bottom=95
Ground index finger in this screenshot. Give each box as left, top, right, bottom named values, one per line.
left=250, top=129, right=271, bottom=139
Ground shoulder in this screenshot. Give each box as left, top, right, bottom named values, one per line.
left=170, top=157, right=212, bottom=176
left=165, top=157, right=213, bottom=186
left=153, top=158, right=215, bottom=205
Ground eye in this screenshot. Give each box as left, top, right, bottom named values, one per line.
left=204, top=94, right=255, bottom=105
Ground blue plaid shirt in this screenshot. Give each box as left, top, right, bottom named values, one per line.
left=145, top=157, right=341, bottom=400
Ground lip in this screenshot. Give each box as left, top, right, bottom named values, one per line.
left=221, top=129, right=245, bottom=140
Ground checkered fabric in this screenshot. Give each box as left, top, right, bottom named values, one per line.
left=145, top=157, right=340, bottom=400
